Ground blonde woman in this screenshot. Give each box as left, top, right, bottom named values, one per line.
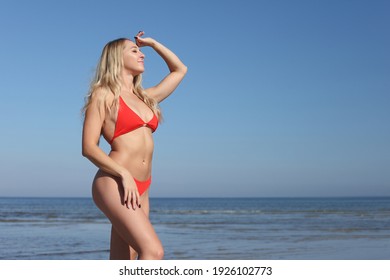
left=82, top=31, right=187, bottom=260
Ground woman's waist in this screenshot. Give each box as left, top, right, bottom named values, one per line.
left=108, top=150, right=153, bottom=180
left=95, top=168, right=151, bottom=184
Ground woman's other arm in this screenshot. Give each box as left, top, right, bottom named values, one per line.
left=82, top=91, right=139, bottom=209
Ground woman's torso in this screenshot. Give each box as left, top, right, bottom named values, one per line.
left=101, top=93, right=157, bottom=181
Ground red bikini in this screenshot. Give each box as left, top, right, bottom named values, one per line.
left=110, top=96, right=158, bottom=144
left=110, top=96, right=158, bottom=196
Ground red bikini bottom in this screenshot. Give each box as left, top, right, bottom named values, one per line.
left=134, top=177, right=151, bottom=196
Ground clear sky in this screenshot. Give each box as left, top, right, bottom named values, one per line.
left=0, top=0, right=389, bottom=197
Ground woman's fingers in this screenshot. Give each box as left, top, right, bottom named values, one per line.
left=123, top=188, right=129, bottom=206
left=134, top=36, right=144, bottom=47
left=132, top=190, right=140, bottom=210
left=134, top=31, right=148, bottom=47
left=135, top=191, right=140, bottom=208
left=125, top=191, right=130, bottom=209
left=122, top=174, right=140, bottom=210
left=134, top=36, right=140, bottom=46
left=125, top=189, right=140, bottom=210
left=131, top=191, right=136, bottom=210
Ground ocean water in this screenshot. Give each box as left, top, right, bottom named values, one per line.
left=0, top=197, right=389, bottom=260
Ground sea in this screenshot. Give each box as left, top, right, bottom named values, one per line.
left=0, top=197, right=389, bottom=260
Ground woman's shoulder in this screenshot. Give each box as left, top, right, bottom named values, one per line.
left=89, top=86, right=115, bottom=107
left=90, top=86, right=112, bottom=100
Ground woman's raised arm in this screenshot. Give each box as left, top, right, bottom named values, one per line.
left=135, top=32, right=187, bottom=103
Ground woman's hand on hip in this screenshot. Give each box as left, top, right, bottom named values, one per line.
left=121, top=170, right=140, bottom=210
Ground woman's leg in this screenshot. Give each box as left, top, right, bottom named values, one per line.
left=93, top=178, right=163, bottom=260
left=109, top=226, right=133, bottom=260
left=109, top=190, right=151, bottom=260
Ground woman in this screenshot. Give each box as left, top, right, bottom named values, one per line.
left=82, top=31, right=187, bottom=260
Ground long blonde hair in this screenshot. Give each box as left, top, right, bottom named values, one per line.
left=82, top=38, right=161, bottom=120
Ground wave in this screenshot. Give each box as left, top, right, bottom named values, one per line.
left=1, top=249, right=109, bottom=260
left=150, top=209, right=390, bottom=216
left=0, top=218, right=107, bottom=224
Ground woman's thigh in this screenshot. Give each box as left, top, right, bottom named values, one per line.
left=92, top=173, right=161, bottom=255
left=109, top=189, right=151, bottom=259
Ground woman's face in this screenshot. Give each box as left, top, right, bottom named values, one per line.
left=122, top=40, right=145, bottom=76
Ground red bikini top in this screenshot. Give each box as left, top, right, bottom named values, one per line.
left=109, top=96, right=158, bottom=144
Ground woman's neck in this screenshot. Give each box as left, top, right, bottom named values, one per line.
left=121, top=72, right=135, bottom=93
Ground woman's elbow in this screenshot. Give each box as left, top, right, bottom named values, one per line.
left=81, top=147, right=89, bottom=158
left=181, top=65, right=188, bottom=75
left=175, top=65, right=187, bottom=80
left=82, top=144, right=94, bottom=158
left=173, top=64, right=187, bottom=75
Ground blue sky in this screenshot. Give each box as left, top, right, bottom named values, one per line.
left=0, top=0, right=389, bottom=197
